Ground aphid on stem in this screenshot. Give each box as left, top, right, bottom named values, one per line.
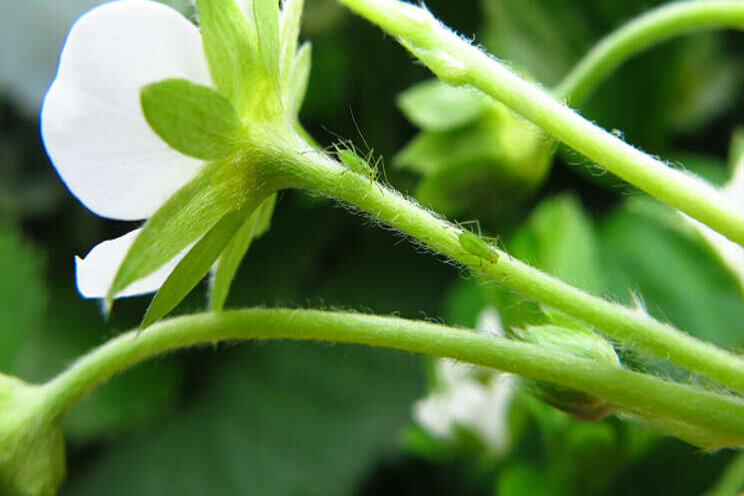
left=323, top=108, right=388, bottom=187
left=456, top=220, right=499, bottom=265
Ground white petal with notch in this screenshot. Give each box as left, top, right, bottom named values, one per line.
left=41, top=0, right=211, bottom=221
left=76, top=228, right=192, bottom=298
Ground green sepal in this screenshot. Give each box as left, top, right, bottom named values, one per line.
left=107, top=160, right=255, bottom=302
left=141, top=208, right=252, bottom=329
left=196, top=0, right=258, bottom=110
left=0, top=375, right=66, bottom=496
left=141, top=78, right=244, bottom=160
left=397, top=79, right=488, bottom=131
left=253, top=191, right=278, bottom=237
left=253, top=0, right=281, bottom=88
left=280, top=0, right=305, bottom=84
left=514, top=324, right=619, bottom=421
left=209, top=193, right=277, bottom=311
left=288, top=42, right=312, bottom=117
left=396, top=108, right=553, bottom=218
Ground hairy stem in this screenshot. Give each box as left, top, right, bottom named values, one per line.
left=335, top=0, right=744, bottom=245
left=41, top=309, right=744, bottom=448
left=286, top=143, right=744, bottom=393
left=556, top=1, right=744, bottom=105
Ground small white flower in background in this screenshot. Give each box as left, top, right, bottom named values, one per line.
left=41, top=0, right=311, bottom=320
left=412, top=307, right=515, bottom=455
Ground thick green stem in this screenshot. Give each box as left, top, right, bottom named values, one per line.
left=556, top=1, right=744, bottom=105
left=286, top=144, right=744, bottom=393
left=40, top=309, right=744, bottom=448
left=335, top=0, right=744, bottom=245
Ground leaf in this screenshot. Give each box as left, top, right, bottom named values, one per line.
left=196, top=0, right=258, bottom=109
left=141, top=78, right=244, bottom=160
left=0, top=224, right=45, bottom=375
left=141, top=208, right=251, bottom=328
left=498, top=463, right=563, bottom=496
left=253, top=0, right=281, bottom=88
left=482, top=0, right=593, bottom=86
left=599, top=199, right=744, bottom=349
left=288, top=42, right=312, bottom=116
left=108, top=160, right=256, bottom=301
left=279, top=0, right=305, bottom=83
left=62, top=343, right=425, bottom=496
left=397, top=79, right=489, bottom=131
left=210, top=194, right=277, bottom=311
left=477, top=194, right=603, bottom=332
left=253, top=192, right=277, bottom=237
left=395, top=104, right=552, bottom=218
left=510, top=195, right=603, bottom=294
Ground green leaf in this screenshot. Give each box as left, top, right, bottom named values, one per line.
left=0, top=224, right=45, bottom=376
left=510, top=195, right=603, bottom=294
left=253, top=0, right=281, bottom=88
left=397, top=79, right=488, bottom=131
left=210, top=194, right=277, bottom=311
left=196, top=0, right=258, bottom=109
left=288, top=42, right=312, bottom=117
left=141, top=78, right=243, bottom=160
left=253, top=192, right=277, bottom=237
left=599, top=199, right=744, bottom=349
left=108, top=160, right=257, bottom=301
left=397, top=108, right=552, bottom=218
left=498, top=463, right=563, bottom=496
left=141, top=208, right=251, bottom=328
left=280, top=0, right=305, bottom=83
left=62, top=343, right=425, bottom=496
left=477, top=194, right=603, bottom=332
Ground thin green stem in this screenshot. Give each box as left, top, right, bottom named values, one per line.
left=555, top=1, right=744, bottom=105
left=41, top=309, right=744, bottom=448
left=285, top=143, right=744, bottom=393
left=704, top=451, right=744, bottom=496
left=335, top=0, right=744, bottom=245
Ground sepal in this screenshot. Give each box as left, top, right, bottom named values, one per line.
left=0, top=375, right=65, bottom=496
left=513, top=325, right=620, bottom=421
left=141, top=78, right=244, bottom=160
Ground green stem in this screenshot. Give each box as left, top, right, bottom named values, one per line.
left=555, top=1, right=744, bottom=105
left=285, top=143, right=744, bottom=393
left=41, top=309, right=744, bottom=448
left=335, top=0, right=744, bottom=246
left=704, top=451, right=744, bottom=496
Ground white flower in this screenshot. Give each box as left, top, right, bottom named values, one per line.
left=41, top=0, right=307, bottom=303
left=42, top=0, right=212, bottom=298
left=412, top=307, right=516, bottom=454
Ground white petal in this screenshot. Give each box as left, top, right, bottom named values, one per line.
left=76, top=229, right=189, bottom=298
left=41, top=0, right=211, bottom=221
left=475, top=306, right=504, bottom=337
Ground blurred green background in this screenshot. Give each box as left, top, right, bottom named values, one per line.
left=1, top=0, right=744, bottom=494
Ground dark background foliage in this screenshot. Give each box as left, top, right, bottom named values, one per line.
left=1, top=0, right=743, bottom=493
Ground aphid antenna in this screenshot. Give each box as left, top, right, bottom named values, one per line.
left=349, top=105, right=371, bottom=152
left=454, top=219, right=483, bottom=236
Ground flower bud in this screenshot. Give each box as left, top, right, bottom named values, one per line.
left=0, top=374, right=66, bottom=496
left=514, top=325, right=620, bottom=421
left=395, top=79, right=553, bottom=219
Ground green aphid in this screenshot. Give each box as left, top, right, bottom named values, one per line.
left=459, top=230, right=498, bottom=263
left=335, top=144, right=378, bottom=183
